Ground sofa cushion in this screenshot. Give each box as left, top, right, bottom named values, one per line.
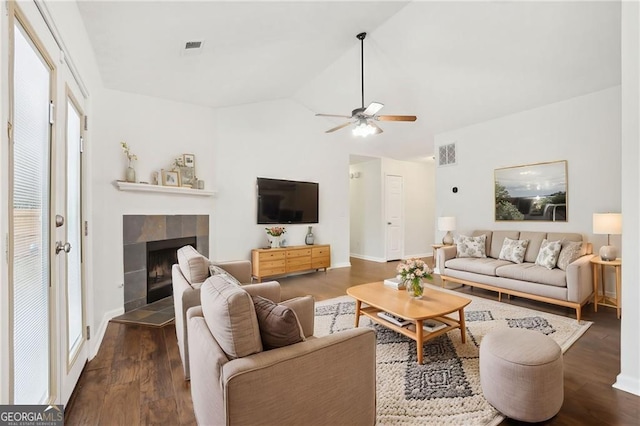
left=520, top=232, right=547, bottom=263
left=456, top=234, right=487, bottom=258
left=496, top=263, right=567, bottom=287
left=490, top=231, right=520, bottom=258
left=209, top=264, right=242, bottom=287
left=548, top=232, right=582, bottom=243
left=535, top=239, right=562, bottom=270
left=445, top=257, right=513, bottom=277
left=498, top=237, right=529, bottom=264
left=200, top=276, right=263, bottom=359
left=252, top=296, right=305, bottom=350
left=557, top=241, right=585, bottom=271
left=177, top=245, right=210, bottom=284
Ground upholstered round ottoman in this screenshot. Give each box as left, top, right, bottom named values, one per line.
left=480, top=328, right=563, bottom=422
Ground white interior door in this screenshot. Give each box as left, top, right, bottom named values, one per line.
left=385, top=175, right=404, bottom=261
left=57, top=83, right=87, bottom=404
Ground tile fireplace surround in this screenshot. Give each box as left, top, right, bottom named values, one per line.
left=123, top=215, right=209, bottom=312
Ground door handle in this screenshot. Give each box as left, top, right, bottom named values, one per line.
left=387, top=222, right=392, bottom=225
left=56, top=241, right=71, bottom=254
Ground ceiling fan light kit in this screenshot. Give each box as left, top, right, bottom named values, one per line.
left=316, top=32, right=417, bottom=136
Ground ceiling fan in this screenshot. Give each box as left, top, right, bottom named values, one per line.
left=316, top=32, right=417, bottom=136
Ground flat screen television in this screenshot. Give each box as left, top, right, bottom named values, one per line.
left=257, top=177, right=319, bottom=224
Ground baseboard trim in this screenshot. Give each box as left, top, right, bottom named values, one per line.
left=89, top=306, right=124, bottom=360
left=350, top=254, right=387, bottom=263
left=330, top=262, right=351, bottom=269
left=614, top=373, right=640, bottom=396
left=404, top=252, right=432, bottom=260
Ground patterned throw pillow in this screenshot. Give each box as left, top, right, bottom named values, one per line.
left=498, top=237, right=529, bottom=264
left=456, top=234, right=487, bottom=258
left=535, top=239, right=562, bottom=270
left=209, top=264, right=242, bottom=287
left=557, top=241, right=584, bottom=270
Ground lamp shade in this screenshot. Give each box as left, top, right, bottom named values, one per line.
left=593, top=213, right=622, bottom=235
left=438, top=216, right=456, bottom=232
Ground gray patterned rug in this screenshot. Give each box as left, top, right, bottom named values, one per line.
left=314, top=286, right=592, bottom=426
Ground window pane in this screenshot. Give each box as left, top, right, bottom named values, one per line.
left=12, top=20, right=51, bottom=404
left=66, top=99, right=83, bottom=357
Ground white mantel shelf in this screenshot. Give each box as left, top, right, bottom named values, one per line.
left=114, top=181, right=217, bottom=197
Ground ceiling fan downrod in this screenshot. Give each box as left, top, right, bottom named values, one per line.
left=357, top=32, right=366, bottom=109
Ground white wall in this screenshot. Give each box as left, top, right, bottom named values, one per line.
left=616, top=1, right=640, bottom=396
left=90, top=88, right=217, bottom=355
left=349, top=157, right=435, bottom=261
left=213, top=98, right=351, bottom=268
left=434, top=87, right=621, bottom=248
left=350, top=159, right=383, bottom=261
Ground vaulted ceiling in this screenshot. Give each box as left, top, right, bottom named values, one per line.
left=77, top=1, right=621, bottom=161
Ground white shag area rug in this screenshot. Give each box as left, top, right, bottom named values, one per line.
left=314, top=285, right=592, bottom=426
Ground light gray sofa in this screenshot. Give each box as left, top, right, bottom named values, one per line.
left=438, top=230, right=594, bottom=321
left=188, top=277, right=376, bottom=426
left=172, top=245, right=280, bottom=379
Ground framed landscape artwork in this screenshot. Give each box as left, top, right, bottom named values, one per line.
left=494, top=160, right=568, bottom=222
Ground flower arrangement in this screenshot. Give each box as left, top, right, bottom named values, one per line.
left=120, top=142, right=137, bottom=166
left=396, top=258, right=432, bottom=298
left=265, top=226, right=286, bottom=236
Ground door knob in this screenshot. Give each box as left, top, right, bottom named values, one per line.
left=387, top=222, right=392, bottom=225
left=55, top=241, right=71, bottom=254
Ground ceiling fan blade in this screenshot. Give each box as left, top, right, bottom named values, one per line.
left=325, top=121, right=353, bottom=133
left=376, top=115, right=417, bottom=122
left=370, top=121, right=383, bottom=134
left=316, top=113, right=353, bottom=119
left=363, top=102, right=384, bottom=116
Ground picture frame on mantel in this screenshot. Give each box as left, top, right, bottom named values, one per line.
left=494, top=160, right=568, bottom=222
left=183, top=153, right=195, bottom=168
left=162, top=169, right=181, bottom=187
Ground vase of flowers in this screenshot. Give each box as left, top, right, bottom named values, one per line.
left=397, top=258, right=432, bottom=299
left=265, top=226, right=286, bottom=248
left=120, top=141, right=138, bottom=183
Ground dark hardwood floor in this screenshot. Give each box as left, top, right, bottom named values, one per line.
left=65, top=257, right=639, bottom=425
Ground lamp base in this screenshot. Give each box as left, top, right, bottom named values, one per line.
left=442, top=231, right=454, bottom=246
left=599, top=245, right=617, bottom=261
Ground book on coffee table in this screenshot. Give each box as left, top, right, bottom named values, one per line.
left=423, top=319, right=447, bottom=333
left=377, top=311, right=411, bottom=327
left=383, top=277, right=405, bottom=289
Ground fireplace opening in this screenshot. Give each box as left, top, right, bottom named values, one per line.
left=146, top=236, right=196, bottom=304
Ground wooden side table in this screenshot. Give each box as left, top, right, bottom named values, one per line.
left=431, top=244, right=445, bottom=265
left=590, top=256, right=622, bottom=319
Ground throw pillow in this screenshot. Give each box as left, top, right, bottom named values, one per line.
left=209, top=264, right=242, bottom=287
left=535, top=239, right=562, bottom=270
left=252, top=296, right=305, bottom=350
left=498, top=237, right=529, bottom=264
left=456, top=234, right=487, bottom=258
left=557, top=241, right=584, bottom=270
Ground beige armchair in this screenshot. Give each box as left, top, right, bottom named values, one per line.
left=187, top=276, right=377, bottom=426
left=172, top=245, right=279, bottom=379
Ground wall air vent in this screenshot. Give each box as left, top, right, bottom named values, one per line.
left=181, top=40, right=205, bottom=56
left=438, top=143, right=456, bottom=167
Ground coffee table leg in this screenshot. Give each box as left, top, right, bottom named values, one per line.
left=354, top=300, right=361, bottom=327
left=459, top=308, right=466, bottom=344
left=416, top=320, right=424, bottom=364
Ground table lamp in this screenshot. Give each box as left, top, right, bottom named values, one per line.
left=592, top=213, right=622, bottom=261
left=438, top=216, right=456, bottom=245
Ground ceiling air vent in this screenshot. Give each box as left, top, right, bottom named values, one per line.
left=438, top=143, right=456, bottom=167
left=181, top=40, right=205, bottom=56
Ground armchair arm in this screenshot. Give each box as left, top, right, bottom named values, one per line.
left=222, top=328, right=376, bottom=426
left=213, top=260, right=252, bottom=284
left=566, top=254, right=596, bottom=303
left=280, top=296, right=315, bottom=338
left=172, top=264, right=204, bottom=379
left=243, top=281, right=281, bottom=303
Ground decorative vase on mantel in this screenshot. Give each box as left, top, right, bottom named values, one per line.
left=405, top=279, right=424, bottom=299
left=305, top=226, right=315, bottom=245
left=125, top=160, right=136, bottom=183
